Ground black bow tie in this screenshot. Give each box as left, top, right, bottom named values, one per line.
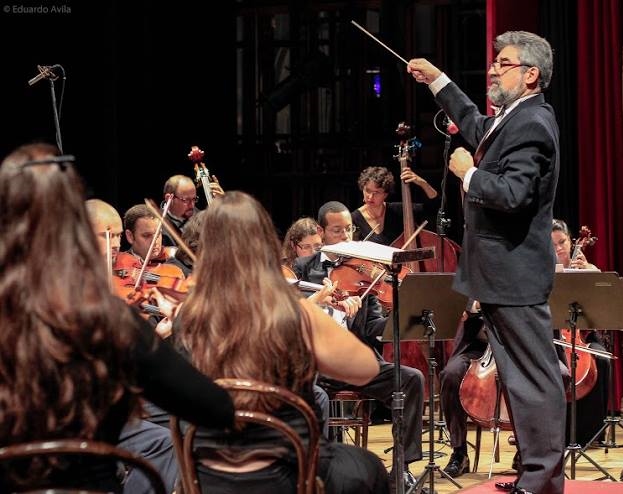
left=322, top=259, right=337, bottom=269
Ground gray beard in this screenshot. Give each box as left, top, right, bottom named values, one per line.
left=487, top=82, right=524, bottom=107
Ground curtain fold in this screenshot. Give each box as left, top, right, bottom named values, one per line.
left=577, top=0, right=623, bottom=412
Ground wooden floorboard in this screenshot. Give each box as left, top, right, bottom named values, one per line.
left=343, top=422, right=623, bottom=492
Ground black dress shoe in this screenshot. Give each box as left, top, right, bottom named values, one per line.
left=443, top=452, right=470, bottom=477
left=494, top=480, right=516, bottom=491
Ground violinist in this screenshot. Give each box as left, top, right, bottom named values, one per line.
left=121, top=204, right=177, bottom=265
left=293, top=201, right=425, bottom=485
left=352, top=166, right=436, bottom=246
left=85, top=198, right=182, bottom=492
left=282, top=216, right=323, bottom=268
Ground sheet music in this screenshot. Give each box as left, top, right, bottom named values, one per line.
left=321, top=241, right=403, bottom=264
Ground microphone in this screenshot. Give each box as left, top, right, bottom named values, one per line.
left=445, top=117, right=459, bottom=135
left=28, top=65, right=61, bottom=86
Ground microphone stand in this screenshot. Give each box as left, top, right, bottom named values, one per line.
left=48, top=67, right=66, bottom=153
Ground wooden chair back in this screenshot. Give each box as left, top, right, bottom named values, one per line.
left=0, top=438, right=166, bottom=494
left=170, top=378, right=322, bottom=494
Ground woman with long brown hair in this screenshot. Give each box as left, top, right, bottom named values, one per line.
left=0, top=143, right=234, bottom=491
left=175, top=191, right=388, bottom=494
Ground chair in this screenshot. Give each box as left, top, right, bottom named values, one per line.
left=326, top=390, right=372, bottom=448
left=170, top=378, right=323, bottom=494
left=0, top=438, right=166, bottom=494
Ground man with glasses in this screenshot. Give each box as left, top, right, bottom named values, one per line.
left=408, top=31, right=563, bottom=494
left=161, top=175, right=199, bottom=248
left=293, top=201, right=425, bottom=489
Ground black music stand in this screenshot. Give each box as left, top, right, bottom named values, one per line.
left=321, top=242, right=436, bottom=494
left=382, top=273, right=468, bottom=494
left=549, top=271, right=623, bottom=481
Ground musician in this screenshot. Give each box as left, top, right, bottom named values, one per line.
left=173, top=191, right=389, bottom=494
left=352, top=166, right=436, bottom=245
left=552, top=219, right=609, bottom=447
left=0, top=143, right=234, bottom=492
left=293, top=201, right=425, bottom=484
left=409, top=31, right=565, bottom=494
left=161, top=174, right=224, bottom=247
left=282, top=217, right=323, bottom=268
left=167, top=209, right=206, bottom=277
left=86, top=199, right=124, bottom=265
left=122, top=204, right=174, bottom=266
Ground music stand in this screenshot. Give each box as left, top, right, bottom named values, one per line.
left=382, top=273, right=468, bottom=494
left=549, top=271, right=623, bottom=481
left=322, top=242, right=435, bottom=494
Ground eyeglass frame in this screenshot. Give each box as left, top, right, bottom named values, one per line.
left=172, top=194, right=198, bottom=205
left=489, top=61, right=532, bottom=75
left=295, top=242, right=323, bottom=252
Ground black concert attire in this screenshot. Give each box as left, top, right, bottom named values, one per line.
left=293, top=252, right=425, bottom=464
left=0, top=300, right=234, bottom=492
left=171, top=299, right=389, bottom=494
left=436, top=77, right=566, bottom=494
left=352, top=202, right=423, bottom=246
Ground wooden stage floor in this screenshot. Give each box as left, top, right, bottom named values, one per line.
left=359, top=422, right=623, bottom=493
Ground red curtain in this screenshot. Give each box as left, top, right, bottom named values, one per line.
left=577, top=0, right=623, bottom=411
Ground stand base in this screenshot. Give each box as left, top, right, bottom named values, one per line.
left=563, top=443, right=617, bottom=481
left=408, top=463, right=461, bottom=494
left=582, top=416, right=623, bottom=453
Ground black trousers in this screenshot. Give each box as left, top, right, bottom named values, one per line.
left=482, top=303, right=566, bottom=494
left=320, top=361, right=424, bottom=463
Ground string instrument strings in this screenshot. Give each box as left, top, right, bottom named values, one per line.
left=144, top=198, right=197, bottom=264
left=132, top=195, right=174, bottom=292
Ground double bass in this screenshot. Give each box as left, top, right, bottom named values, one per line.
left=383, top=122, right=461, bottom=396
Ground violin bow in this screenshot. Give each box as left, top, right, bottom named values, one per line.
left=144, top=198, right=197, bottom=264
left=105, top=228, right=113, bottom=291
left=133, top=196, right=174, bottom=291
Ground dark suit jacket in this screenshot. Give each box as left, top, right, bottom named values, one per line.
left=293, top=252, right=387, bottom=357
left=437, top=83, right=559, bottom=305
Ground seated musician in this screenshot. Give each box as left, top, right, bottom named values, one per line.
left=282, top=216, right=323, bottom=269
left=85, top=198, right=180, bottom=492
left=293, top=201, right=425, bottom=486
left=172, top=191, right=389, bottom=494
left=352, top=166, right=436, bottom=245
left=552, top=219, right=609, bottom=447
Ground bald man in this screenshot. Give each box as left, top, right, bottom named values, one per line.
left=86, top=198, right=124, bottom=265
left=85, top=198, right=179, bottom=493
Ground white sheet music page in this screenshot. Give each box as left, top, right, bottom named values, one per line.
left=320, top=241, right=403, bottom=264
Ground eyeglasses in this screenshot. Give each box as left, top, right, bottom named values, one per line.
left=326, top=225, right=358, bottom=235
left=296, top=242, right=323, bottom=252
left=173, top=194, right=197, bottom=205
left=489, top=61, right=531, bottom=75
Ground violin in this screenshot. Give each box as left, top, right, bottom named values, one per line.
left=113, top=251, right=190, bottom=302
left=282, top=264, right=350, bottom=303
left=328, top=256, right=409, bottom=311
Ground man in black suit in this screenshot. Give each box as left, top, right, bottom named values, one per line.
left=293, top=201, right=425, bottom=483
left=408, top=31, right=564, bottom=494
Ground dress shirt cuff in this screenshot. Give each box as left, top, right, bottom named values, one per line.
left=463, top=167, right=477, bottom=192
left=429, top=73, right=451, bottom=96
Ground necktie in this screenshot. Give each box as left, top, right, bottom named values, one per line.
left=473, top=107, right=505, bottom=166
